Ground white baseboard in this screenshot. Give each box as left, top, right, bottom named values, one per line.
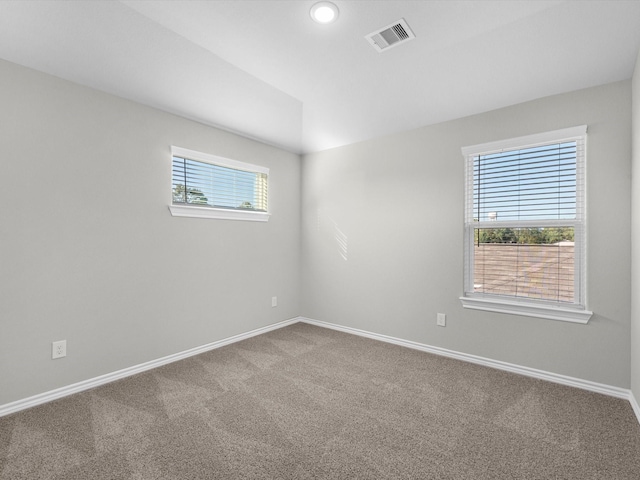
left=3, top=315, right=638, bottom=427
left=630, top=390, right=640, bottom=426
left=0, top=318, right=298, bottom=417
left=299, top=317, right=633, bottom=401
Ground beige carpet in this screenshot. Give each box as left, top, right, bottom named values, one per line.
left=1, top=322, right=639, bottom=479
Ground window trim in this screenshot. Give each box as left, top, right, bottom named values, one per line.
left=459, top=296, right=592, bottom=324
left=168, top=146, right=270, bottom=222
left=460, top=126, right=592, bottom=323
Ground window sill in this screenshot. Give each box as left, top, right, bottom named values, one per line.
left=459, top=296, right=592, bottom=324
left=169, top=205, right=270, bottom=222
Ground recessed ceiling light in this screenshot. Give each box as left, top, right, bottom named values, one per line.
left=310, top=2, right=339, bottom=24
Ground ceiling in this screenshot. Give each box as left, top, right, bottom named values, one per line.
left=1, top=0, right=639, bottom=154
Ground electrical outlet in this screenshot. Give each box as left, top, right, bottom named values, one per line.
left=52, top=340, right=66, bottom=359
left=271, top=296, right=278, bottom=307
left=437, top=313, right=446, bottom=327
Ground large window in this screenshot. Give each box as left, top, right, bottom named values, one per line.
left=169, top=146, right=270, bottom=222
left=460, top=126, right=592, bottom=323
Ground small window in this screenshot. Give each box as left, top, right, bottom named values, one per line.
left=460, top=126, right=592, bottom=323
left=169, top=146, right=270, bottom=222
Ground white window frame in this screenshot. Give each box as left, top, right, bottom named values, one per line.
left=169, top=146, right=270, bottom=222
left=459, top=126, right=592, bottom=324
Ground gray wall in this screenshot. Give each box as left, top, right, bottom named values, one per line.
left=2, top=55, right=636, bottom=407
left=0, top=59, right=301, bottom=405
left=632, top=49, right=640, bottom=401
left=301, top=81, right=632, bottom=388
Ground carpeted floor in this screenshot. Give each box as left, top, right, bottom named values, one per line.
left=1, top=322, right=640, bottom=479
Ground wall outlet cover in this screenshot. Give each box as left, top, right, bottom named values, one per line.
left=52, top=340, right=67, bottom=359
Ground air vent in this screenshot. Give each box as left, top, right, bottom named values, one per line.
left=365, top=18, right=415, bottom=53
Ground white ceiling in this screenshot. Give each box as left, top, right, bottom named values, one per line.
left=1, top=0, right=639, bottom=154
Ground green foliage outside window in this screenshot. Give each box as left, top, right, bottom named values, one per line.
left=172, top=184, right=208, bottom=205
left=474, top=227, right=574, bottom=245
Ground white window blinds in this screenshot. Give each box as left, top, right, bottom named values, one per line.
left=171, top=146, right=268, bottom=214
left=461, top=126, right=590, bottom=322
left=472, top=142, right=580, bottom=224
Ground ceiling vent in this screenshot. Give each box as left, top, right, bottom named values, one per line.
left=365, top=19, right=415, bottom=53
